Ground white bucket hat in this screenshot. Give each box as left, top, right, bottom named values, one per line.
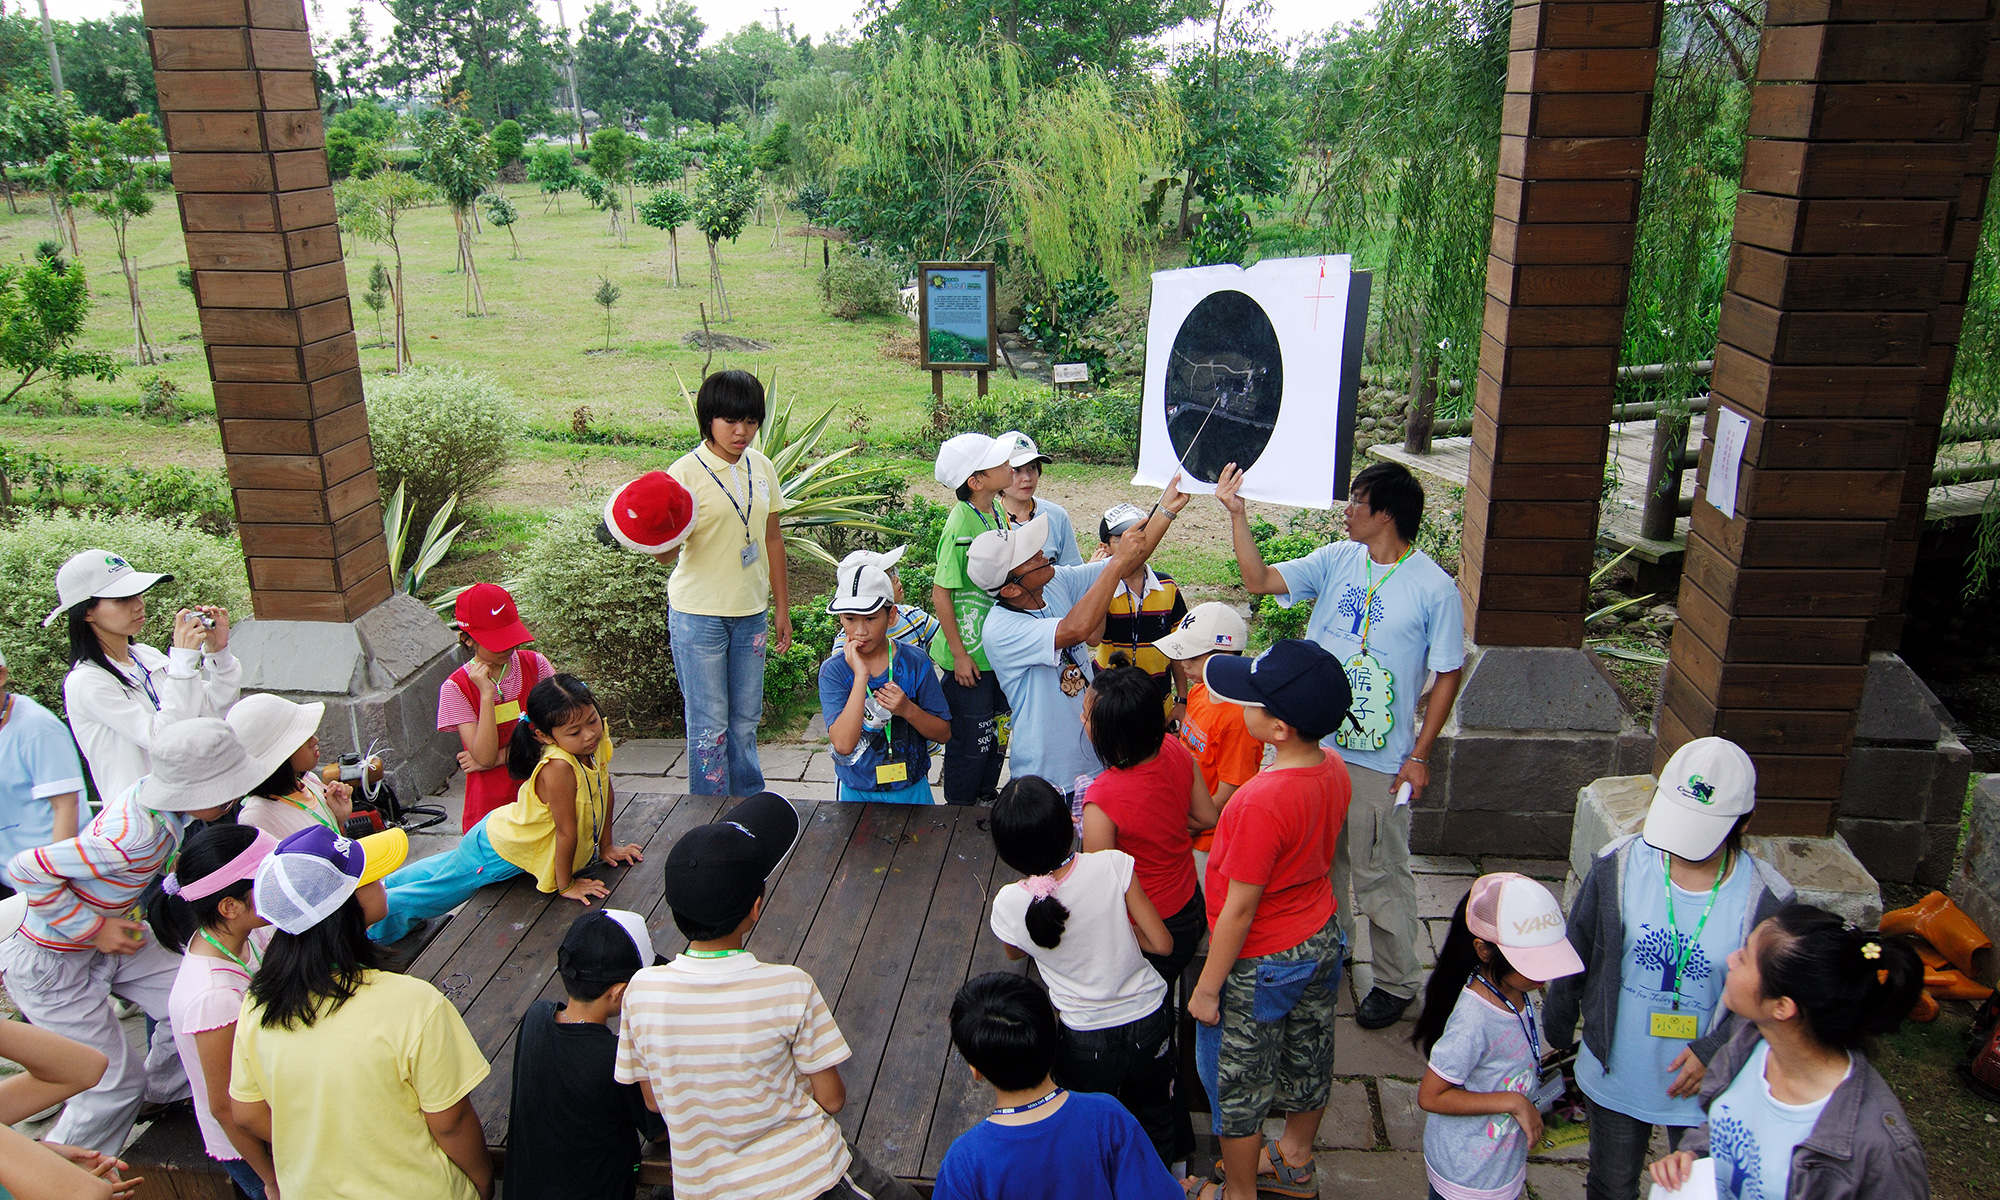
left=227, top=693, right=328, bottom=782
left=0, top=892, right=26, bottom=943
left=138, top=718, right=268, bottom=813
left=43, top=548, right=173, bottom=627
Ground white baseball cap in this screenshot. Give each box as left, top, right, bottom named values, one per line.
left=1153, top=602, right=1250, bottom=661
left=1000, top=430, right=1052, bottom=468
left=839, top=545, right=907, bottom=575
left=934, top=433, right=1015, bottom=489
left=1643, top=737, right=1757, bottom=861
left=966, top=515, right=1050, bottom=594
left=1466, top=872, right=1584, bottom=982
left=827, top=558, right=896, bottom=615
left=43, top=548, right=173, bottom=626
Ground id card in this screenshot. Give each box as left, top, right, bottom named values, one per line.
left=493, top=700, right=520, bottom=724
left=740, top=541, right=760, bottom=568
left=1530, top=1070, right=1567, bottom=1112
left=876, top=762, right=909, bottom=785
left=1650, top=1011, right=1699, bottom=1039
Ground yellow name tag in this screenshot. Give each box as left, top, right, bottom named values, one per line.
left=876, top=762, right=909, bottom=785
left=493, top=700, right=521, bottom=724
left=1650, top=1012, right=1699, bottom=1039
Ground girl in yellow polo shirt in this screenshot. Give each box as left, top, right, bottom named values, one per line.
left=369, top=675, right=644, bottom=942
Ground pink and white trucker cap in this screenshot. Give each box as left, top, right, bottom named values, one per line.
left=1466, top=872, right=1584, bottom=982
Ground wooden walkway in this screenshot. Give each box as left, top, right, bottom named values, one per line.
left=410, top=792, right=1025, bottom=1185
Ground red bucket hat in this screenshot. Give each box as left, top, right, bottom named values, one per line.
left=604, top=471, right=699, bottom=554
left=454, top=582, right=535, bottom=652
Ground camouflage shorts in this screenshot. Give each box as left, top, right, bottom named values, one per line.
left=1205, top=917, right=1345, bottom=1138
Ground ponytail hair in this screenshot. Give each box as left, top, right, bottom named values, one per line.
left=147, top=822, right=260, bottom=950
left=1412, top=894, right=1521, bottom=1055
left=991, top=776, right=1074, bottom=950
left=507, top=673, right=601, bottom=779
left=1755, top=904, right=1924, bottom=1050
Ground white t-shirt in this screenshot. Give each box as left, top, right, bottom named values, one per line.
left=64, top=644, right=241, bottom=804
left=1708, top=1041, right=1845, bottom=1200
left=990, top=850, right=1168, bottom=1031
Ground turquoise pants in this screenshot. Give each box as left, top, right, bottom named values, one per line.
left=368, top=823, right=524, bottom=942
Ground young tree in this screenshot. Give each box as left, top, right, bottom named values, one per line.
left=481, top=191, right=522, bottom=258
left=336, top=172, right=438, bottom=372
left=792, top=179, right=828, bottom=268
left=592, top=274, right=621, bottom=349
left=363, top=261, right=392, bottom=342
left=578, top=170, right=625, bottom=244
left=587, top=125, right=634, bottom=215
left=0, top=88, right=71, bottom=220
left=413, top=111, right=498, bottom=316
left=67, top=114, right=168, bottom=366
left=527, top=142, right=579, bottom=211
left=632, top=135, right=690, bottom=192
left=692, top=152, right=757, bottom=320
left=0, top=257, right=120, bottom=403
left=637, top=188, right=690, bottom=285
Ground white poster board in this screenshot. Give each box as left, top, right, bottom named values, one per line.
left=1706, top=406, right=1751, bottom=520
left=1133, top=255, right=1360, bottom=509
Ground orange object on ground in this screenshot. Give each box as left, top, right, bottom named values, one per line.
left=1913, top=941, right=1950, bottom=970
left=1907, top=990, right=1939, bottom=1022
left=1923, top=967, right=1996, bottom=1002
left=1883, top=891, right=1997, bottom=983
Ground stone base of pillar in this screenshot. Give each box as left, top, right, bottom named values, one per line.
left=1567, top=774, right=1884, bottom=927
left=1949, top=775, right=2000, bottom=955
left=1835, top=654, right=1975, bottom=887
left=1414, top=644, right=1654, bottom=859
left=229, top=592, right=460, bottom=803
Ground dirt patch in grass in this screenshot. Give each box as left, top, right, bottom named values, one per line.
left=1871, top=1001, right=2000, bottom=1200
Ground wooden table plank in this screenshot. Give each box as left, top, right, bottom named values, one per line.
left=790, top=804, right=913, bottom=1006
left=921, top=856, right=1029, bottom=1179
left=858, top=805, right=1001, bottom=1177
left=744, top=800, right=864, bottom=964
left=828, top=806, right=957, bottom=1142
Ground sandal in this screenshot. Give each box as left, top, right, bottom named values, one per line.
left=1212, top=1135, right=1318, bottom=1195
left=1184, top=1179, right=1222, bottom=1200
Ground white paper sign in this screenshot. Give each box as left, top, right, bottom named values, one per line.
left=1133, top=255, right=1355, bottom=509
left=1706, top=406, right=1752, bottom=520
left=1051, top=362, right=1090, bottom=384
left=1646, top=1156, right=1716, bottom=1200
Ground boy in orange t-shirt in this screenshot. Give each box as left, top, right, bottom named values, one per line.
left=1153, top=603, right=1261, bottom=872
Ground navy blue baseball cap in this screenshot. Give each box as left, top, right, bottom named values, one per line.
left=1203, top=640, right=1356, bottom=741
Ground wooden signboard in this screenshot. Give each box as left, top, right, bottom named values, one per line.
left=916, top=261, right=996, bottom=400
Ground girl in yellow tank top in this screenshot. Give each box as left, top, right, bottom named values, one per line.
left=485, top=674, right=645, bottom=899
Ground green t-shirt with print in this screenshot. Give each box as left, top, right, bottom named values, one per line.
left=930, top=500, right=1007, bottom=673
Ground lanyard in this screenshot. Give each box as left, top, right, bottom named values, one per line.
left=1662, top=847, right=1729, bottom=1008
left=280, top=790, right=339, bottom=834
left=1472, top=972, right=1540, bottom=1064
left=992, top=1087, right=1065, bottom=1117
left=695, top=451, right=756, bottom=546
left=684, top=947, right=746, bottom=959
left=114, top=657, right=162, bottom=712
left=1357, top=546, right=1414, bottom=655
left=971, top=502, right=1005, bottom=535
left=197, top=928, right=253, bottom=974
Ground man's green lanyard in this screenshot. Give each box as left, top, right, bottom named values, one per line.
left=1662, top=847, right=1729, bottom=1010
left=684, top=947, right=747, bottom=959
left=1356, top=546, right=1415, bottom=655
left=198, top=928, right=254, bottom=974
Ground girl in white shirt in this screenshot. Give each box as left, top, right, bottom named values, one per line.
left=46, top=549, right=238, bottom=803
left=987, top=775, right=1189, bottom=1172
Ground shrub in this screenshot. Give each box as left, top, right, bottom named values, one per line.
left=364, top=366, right=522, bottom=534
left=0, top=512, right=248, bottom=720
left=1, top=446, right=234, bottom=532
left=490, top=119, right=525, bottom=167
left=1231, top=515, right=1318, bottom=648
left=931, top=382, right=1141, bottom=466
left=822, top=248, right=901, bottom=320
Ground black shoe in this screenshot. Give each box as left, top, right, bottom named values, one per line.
left=1355, top=987, right=1414, bottom=1030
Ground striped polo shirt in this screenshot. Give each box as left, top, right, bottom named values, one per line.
left=1094, top=568, right=1188, bottom=683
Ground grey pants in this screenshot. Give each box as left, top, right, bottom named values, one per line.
left=814, top=1141, right=921, bottom=1200
left=1332, top=761, right=1425, bottom=999
left=1584, top=1094, right=1690, bottom=1200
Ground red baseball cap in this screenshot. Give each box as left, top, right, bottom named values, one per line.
left=453, top=582, right=534, bottom=652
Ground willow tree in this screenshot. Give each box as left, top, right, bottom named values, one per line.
left=1303, top=0, right=1511, bottom=413
left=413, top=113, right=497, bottom=316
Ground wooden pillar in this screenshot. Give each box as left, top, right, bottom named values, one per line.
left=1873, top=5, right=2000, bottom=651
left=1656, top=1, right=1992, bottom=834
left=1460, top=0, right=1663, bottom=647
left=143, top=0, right=390, bottom=622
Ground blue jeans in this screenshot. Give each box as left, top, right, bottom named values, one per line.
left=220, top=1155, right=268, bottom=1198
left=369, top=824, right=524, bottom=942
left=670, top=608, right=768, bottom=796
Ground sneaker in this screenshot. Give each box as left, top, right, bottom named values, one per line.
left=1355, top=987, right=1414, bottom=1030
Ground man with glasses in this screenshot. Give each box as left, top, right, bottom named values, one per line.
left=970, top=477, right=1189, bottom=808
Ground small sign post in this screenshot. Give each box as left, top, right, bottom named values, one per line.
left=1051, top=363, right=1090, bottom=384
left=916, top=262, right=997, bottom=403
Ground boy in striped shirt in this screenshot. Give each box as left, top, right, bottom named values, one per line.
left=613, top=793, right=918, bottom=1200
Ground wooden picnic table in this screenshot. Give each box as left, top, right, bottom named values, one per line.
left=410, top=791, right=1026, bottom=1186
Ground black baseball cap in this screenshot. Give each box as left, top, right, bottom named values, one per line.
left=1203, top=640, right=1357, bottom=741
left=558, top=908, right=660, bottom=988
left=661, top=793, right=803, bottom=929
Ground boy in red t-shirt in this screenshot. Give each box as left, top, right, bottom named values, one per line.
left=1153, top=603, right=1260, bottom=874
left=1186, top=640, right=1354, bottom=1200
left=439, top=583, right=553, bottom=831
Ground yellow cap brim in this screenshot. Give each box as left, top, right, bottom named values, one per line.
left=358, top=827, right=409, bottom=885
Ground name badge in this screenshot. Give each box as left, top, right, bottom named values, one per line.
left=741, top=542, right=761, bottom=568
left=1650, top=1011, right=1699, bottom=1040
left=1529, top=1070, right=1567, bottom=1111
left=493, top=700, right=521, bottom=724
left=876, top=762, right=909, bottom=785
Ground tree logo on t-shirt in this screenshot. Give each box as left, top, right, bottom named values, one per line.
left=1708, top=1114, right=1764, bottom=1200
left=1633, top=923, right=1714, bottom=993
left=1336, top=584, right=1384, bottom=638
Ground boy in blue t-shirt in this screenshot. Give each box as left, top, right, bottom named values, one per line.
left=933, top=972, right=1183, bottom=1200
left=819, top=557, right=952, bottom=804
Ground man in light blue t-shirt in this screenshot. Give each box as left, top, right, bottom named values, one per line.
left=0, top=650, right=87, bottom=897
left=974, top=478, right=1188, bottom=801
left=1216, top=459, right=1464, bottom=1030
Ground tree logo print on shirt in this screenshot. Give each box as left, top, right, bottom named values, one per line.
left=1336, top=583, right=1384, bottom=638
left=1709, top=1115, right=1765, bottom=1200
left=1633, top=922, right=1714, bottom=992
